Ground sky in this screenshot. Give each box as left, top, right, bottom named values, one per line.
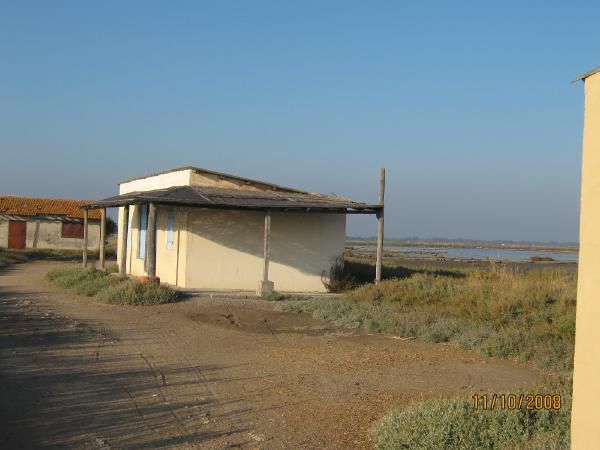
left=0, top=1, right=597, bottom=243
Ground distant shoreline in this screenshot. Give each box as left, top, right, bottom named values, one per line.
left=345, top=239, right=579, bottom=254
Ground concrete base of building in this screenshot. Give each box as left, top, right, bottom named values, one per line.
left=257, top=280, right=274, bottom=297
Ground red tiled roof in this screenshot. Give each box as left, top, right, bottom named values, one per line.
left=0, top=196, right=101, bottom=220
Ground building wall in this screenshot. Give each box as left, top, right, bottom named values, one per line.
left=0, top=220, right=7, bottom=247
left=124, top=204, right=146, bottom=277
left=0, top=218, right=100, bottom=249
left=120, top=205, right=188, bottom=286
left=184, top=209, right=345, bottom=292
left=119, top=169, right=193, bottom=194
left=189, top=171, right=285, bottom=192
left=155, top=206, right=187, bottom=285
left=572, top=72, right=600, bottom=447
left=118, top=168, right=298, bottom=195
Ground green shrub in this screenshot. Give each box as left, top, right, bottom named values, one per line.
left=264, top=291, right=288, bottom=301
left=373, top=398, right=570, bottom=450
left=46, top=266, right=129, bottom=297
left=96, top=280, right=179, bottom=305
left=46, top=266, right=179, bottom=306
left=286, top=268, right=576, bottom=373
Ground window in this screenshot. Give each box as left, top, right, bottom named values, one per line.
left=62, top=222, right=84, bottom=239
left=138, top=204, right=148, bottom=259
left=166, top=209, right=175, bottom=250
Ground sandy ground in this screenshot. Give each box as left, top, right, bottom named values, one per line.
left=0, top=261, right=539, bottom=449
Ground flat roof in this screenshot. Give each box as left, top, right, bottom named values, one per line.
left=82, top=185, right=382, bottom=214
left=118, top=166, right=307, bottom=194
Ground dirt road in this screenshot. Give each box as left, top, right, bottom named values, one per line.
left=0, top=261, right=538, bottom=449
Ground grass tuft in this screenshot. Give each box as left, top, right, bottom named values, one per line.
left=373, top=398, right=570, bottom=450
left=46, top=266, right=179, bottom=306
left=96, top=281, right=179, bottom=305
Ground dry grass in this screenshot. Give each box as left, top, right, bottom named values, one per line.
left=0, top=244, right=117, bottom=271
left=46, top=266, right=179, bottom=306
left=0, top=248, right=83, bottom=270
left=374, top=398, right=569, bottom=450
left=284, top=263, right=576, bottom=448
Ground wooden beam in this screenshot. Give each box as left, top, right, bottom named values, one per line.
left=82, top=209, right=88, bottom=269
left=119, top=205, right=129, bottom=277
left=146, top=202, right=157, bottom=278
left=99, top=208, right=106, bottom=269
left=375, top=168, right=385, bottom=283
left=263, top=210, right=271, bottom=281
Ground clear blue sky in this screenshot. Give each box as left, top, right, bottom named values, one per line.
left=1, top=1, right=597, bottom=242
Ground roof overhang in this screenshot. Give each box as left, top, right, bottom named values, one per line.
left=572, top=66, right=600, bottom=83
left=81, top=186, right=382, bottom=215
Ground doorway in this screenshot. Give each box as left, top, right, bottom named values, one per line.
left=8, top=221, right=26, bottom=249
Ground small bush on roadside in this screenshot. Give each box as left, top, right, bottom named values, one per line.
left=264, top=291, right=288, bottom=301
left=322, top=256, right=465, bottom=292
left=96, top=281, right=179, bottom=305
left=46, top=266, right=127, bottom=297
left=373, top=397, right=570, bottom=450
left=46, top=266, right=179, bottom=306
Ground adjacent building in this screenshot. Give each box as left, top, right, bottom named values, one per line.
left=572, top=67, right=600, bottom=448
left=0, top=196, right=101, bottom=250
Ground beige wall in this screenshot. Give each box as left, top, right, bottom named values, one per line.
left=572, top=72, right=600, bottom=447
left=155, top=206, right=187, bottom=285
left=0, top=220, right=7, bottom=247
left=123, top=205, right=147, bottom=277
left=189, top=171, right=284, bottom=192
left=119, top=205, right=188, bottom=286
left=185, top=209, right=345, bottom=292
left=0, top=218, right=100, bottom=250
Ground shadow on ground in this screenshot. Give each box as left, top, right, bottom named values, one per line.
left=0, top=285, right=250, bottom=449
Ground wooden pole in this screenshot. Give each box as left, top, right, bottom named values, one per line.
left=119, top=205, right=129, bottom=277
left=82, top=209, right=88, bottom=269
left=146, top=202, right=157, bottom=278
left=375, top=168, right=385, bottom=283
left=263, top=210, right=271, bottom=281
left=99, top=208, right=106, bottom=269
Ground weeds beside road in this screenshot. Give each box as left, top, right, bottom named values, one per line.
left=0, top=248, right=83, bottom=270
left=46, top=267, right=179, bottom=306
left=284, top=263, right=575, bottom=449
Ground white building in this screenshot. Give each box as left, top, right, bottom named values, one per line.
left=84, top=166, right=383, bottom=294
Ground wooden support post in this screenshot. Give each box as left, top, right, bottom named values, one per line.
left=99, top=208, right=106, bottom=269
left=146, top=202, right=157, bottom=278
left=375, top=168, right=385, bottom=283
left=263, top=210, right=271, bottom=281
left=257, top=210, right=274, bottom=296
left=82, top=209, right=88, bottom=269
left=119, top=205, right=129, bottom=277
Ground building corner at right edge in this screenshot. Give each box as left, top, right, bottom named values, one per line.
left=572, top=68, right=600, bottom=449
